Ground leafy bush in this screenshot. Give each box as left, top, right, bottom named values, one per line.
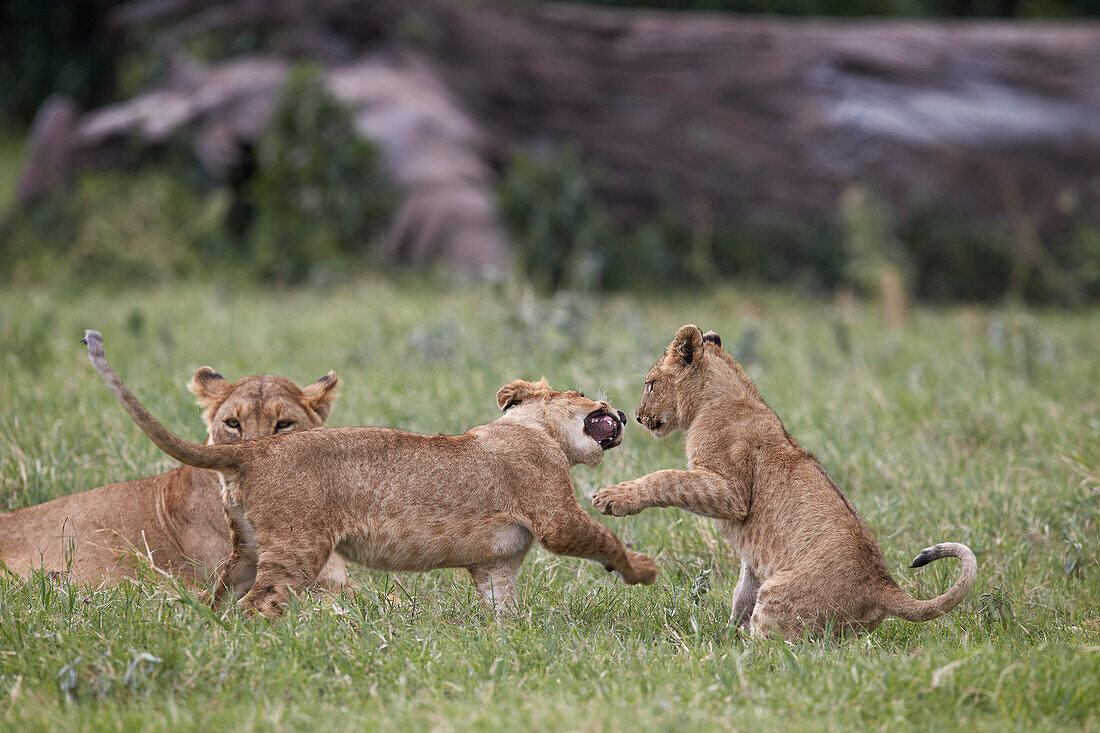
left=1056, top=222, right=1100, bottom=301
left=604, top=206, right=695, bottom=289
left=242, top=63, right=396, bottom=283
left=713, top=218, right=845, bottom=291
left=495, top=140, right=1098, bottom=303
left=496, top=142, right=845, bottom=293
left=1, top=63, right=397, bottom=286
left=899, top=204, right=1015, bottom=302
left=497, top=142, right=615, bottom=292
left=839, top=185, right=912, bottom=296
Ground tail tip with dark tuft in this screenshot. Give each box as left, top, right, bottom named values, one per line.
left=910, top=544, right=945, bottom=568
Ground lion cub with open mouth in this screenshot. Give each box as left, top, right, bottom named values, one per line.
left=83, top=331, right=656, bottom=618
left=593, top=325, right=976, bottom=639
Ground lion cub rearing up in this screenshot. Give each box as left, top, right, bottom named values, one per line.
left=593, top=325, right=976, bottom=639
left=83, top=331, right=655, bottom=618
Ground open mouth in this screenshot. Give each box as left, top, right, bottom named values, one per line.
left=584, top=410, right=625, bottom=450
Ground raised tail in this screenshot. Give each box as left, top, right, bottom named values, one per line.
left=881, top=542, right=977, bottom=623
left=82, top=330, right=239, bottom=472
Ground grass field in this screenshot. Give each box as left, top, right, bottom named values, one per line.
left=0, top=279, right=1097, bottom=730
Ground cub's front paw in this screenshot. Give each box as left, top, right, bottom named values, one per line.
left=592, top=482, right=644, bottom=516
left=238, top=587, right=287, bottom=620
left=625, top=551, right=658, bottom=585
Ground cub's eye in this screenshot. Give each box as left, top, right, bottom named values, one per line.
left=644, top=381, right=654, bottom=394
left=275, top=420, right=294, bottom=431
left=224, top=418, right=241, bottom=430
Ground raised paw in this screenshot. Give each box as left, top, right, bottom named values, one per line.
left=592, top=482, right=644, bottom=516
left=624, top=551, right=658, bottom=585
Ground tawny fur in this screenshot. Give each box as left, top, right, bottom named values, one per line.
left=82, top=332, right=656, bottom=618
left=593, top=324, right=976, bottom=639
left=0, top=367, right=349, bottom=589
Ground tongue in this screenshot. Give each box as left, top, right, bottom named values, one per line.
left=585, top=414, right=618, bottom=442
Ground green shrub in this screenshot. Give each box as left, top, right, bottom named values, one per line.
left=714, top=218, right=844, bottom=291
left=242, top=63, right=396, bottom=283
left=497, top=142, right=615, bottom=292
left=1056, top=222, right=1100, bottom=301
left=839, top=185, right=912, bottom=296
left=1, top=63, right=397, bottom=286
left=495, top=141, right=1099, bottom=303
left=604, top=206, right=695, bottom=289
left=496, top=141, right=845, bottom=293
left=899, top=204, right=1015, bottom=303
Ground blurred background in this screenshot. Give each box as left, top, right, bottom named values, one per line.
left=1, top=0, right=1099, bottom=304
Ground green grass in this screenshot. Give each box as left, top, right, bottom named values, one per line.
left=0, top=279, right=1097, bottom=730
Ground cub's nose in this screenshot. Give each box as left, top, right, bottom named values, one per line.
left=617, top=411, right=626, bottom=423
left=635, top=412, right=643, bottom=424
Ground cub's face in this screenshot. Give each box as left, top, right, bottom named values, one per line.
left=497, top=378, right=627, bottom=467
left=635, top=325, right=716, bottom=438
left=188, top=368, right=339, bottom=444
left=636, top=359, right=683, bottom=439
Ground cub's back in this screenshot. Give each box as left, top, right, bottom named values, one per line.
left=236, top=423, right=569, bottom=512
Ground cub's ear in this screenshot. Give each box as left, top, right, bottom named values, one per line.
left=670, top=324, right=704, bottom=366
left=497, top=378, right=548, bottom=410
left=702, top=330, right=722, bottom=349
left=302, top=370, right=339, bottom=422
left=188, top=367, right=231, bottom=408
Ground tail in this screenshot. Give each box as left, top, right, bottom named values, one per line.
left=882, top=542, right=977, bottom=623
left=82, top=330, right=239, bottom=472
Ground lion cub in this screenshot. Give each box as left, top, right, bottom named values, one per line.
left=0, top=366, right=348, bottom=589
left=593, top=325, right=976, bottom=639
left=82, top=331, right=656, bottom=618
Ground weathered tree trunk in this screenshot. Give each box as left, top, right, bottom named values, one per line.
left=14, top=0, right=1100, bottom=272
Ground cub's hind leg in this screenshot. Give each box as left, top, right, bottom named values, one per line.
left=236, top=528, right=336, bottom=618
left=728, top=560, right=760, bottom=630
left=468, top=550, right=528, bottom=619
left=314, top=551, right=352, bottom=591
left=748, top=570, right=821, bottom=639
left=749, top=571, right=873, bottom=640
left=203, top=505, right=258, bottom=608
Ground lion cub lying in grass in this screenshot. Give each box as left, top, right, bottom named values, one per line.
left=594, top=325, right=976, bottom=639
left=83, top=331, right=656, bottom=618
left=0, top=366, right=348, bottom=589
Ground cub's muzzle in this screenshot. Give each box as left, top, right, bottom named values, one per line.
left=635, top=409, right=661, bottom=431
left=584, top=410, right=625, bottom=450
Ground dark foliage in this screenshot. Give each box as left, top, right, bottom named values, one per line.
left=498, top=142, right=1098, bottom=302
left=0, top=0, right=122, bottom=125
left=241, top=64, right=396, bottom=283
